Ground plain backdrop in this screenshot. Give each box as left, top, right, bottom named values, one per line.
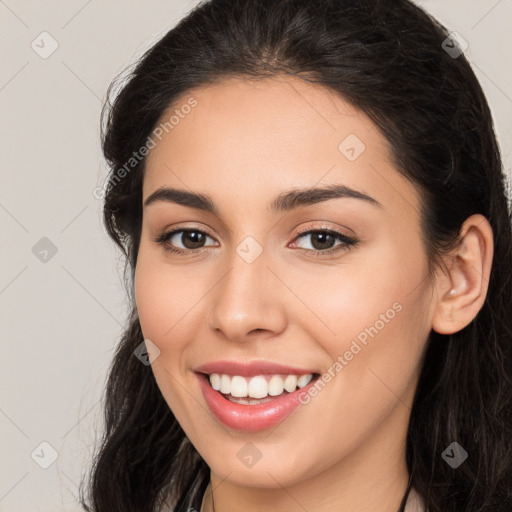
left=1, top=1, right=511, bottom=510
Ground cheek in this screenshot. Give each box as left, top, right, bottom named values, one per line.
left=134, top=261, right=172, bottom=343
left=134, top=246, right=202, bottom=344
left=288, top=243, right=418, bottom=346
left=294, top=236, right=431, bottom=404
left=133, top=250, right=199, bottom=419
left=321, top=247, right=431, bottom=413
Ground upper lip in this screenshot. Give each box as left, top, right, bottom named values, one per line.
left=195, top=360, right=319, bottom=377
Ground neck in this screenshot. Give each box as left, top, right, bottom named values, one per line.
left=201, top=400, right=412, bottom=512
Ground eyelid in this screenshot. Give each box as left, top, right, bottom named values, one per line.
left=293, top=222, right=354, bottom=239
left=155, top=222, right=217, bottom=240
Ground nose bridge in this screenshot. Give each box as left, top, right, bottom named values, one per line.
left=208, top=237, right=286, bottom=340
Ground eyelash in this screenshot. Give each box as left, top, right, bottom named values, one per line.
left=154, top=226, right=358, bottom=257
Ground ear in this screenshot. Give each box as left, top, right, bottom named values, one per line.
left=431, top=214, right=494, bottom=335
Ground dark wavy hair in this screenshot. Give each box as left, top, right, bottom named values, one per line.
left=80, top=0, right=512, bottom=510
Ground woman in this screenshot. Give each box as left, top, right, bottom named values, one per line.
left=81, top=0, right=512, bottom=510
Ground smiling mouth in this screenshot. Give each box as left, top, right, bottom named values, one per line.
left=196, top=368, right=322, bottom=431
left=202, top=372, right=321, bottom=405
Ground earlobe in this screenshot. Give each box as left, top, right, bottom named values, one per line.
left=431, top=214, right=494, bottom=335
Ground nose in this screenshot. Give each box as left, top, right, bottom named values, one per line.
left=207, top=245, right=287, bottom=343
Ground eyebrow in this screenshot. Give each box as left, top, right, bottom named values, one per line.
left=143, top=183, right=382, bottom=214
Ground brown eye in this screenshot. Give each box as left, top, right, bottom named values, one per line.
left=292, top=229, right=357, bottom=254
left=155, top=229, right=218, bottom=253
left=176, top=230, right=207, bottom=249
left=307, top=232, right=337, bottom=251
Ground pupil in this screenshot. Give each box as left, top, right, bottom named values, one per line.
left=312, top=232, right=334, bottom=250
left=183, top=231, right=205, bottom=249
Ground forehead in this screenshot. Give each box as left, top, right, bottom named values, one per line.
left=142, top=76, right=419, bottom=216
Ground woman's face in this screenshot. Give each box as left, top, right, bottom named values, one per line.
left=134, top=76, right=436, bottom=488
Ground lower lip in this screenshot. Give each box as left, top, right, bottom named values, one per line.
left=197, top=373, right=318, bottom=432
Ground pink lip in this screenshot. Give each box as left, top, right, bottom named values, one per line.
left=196, top=371, right=319, bottom=432
left=195, top=360, right=318, bottom=377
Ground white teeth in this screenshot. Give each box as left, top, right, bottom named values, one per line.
left=228, top=396, right=274, bottom=405
left=220, top=374, right=231, bottom=394
left=268, top=375, right=284, bottom=396
left=284, top=375, right=298, bottom=392
left=248, top=376, right=268, bottom=399
left=207, top=373, right=314, bottom=399
left=230, top=376, right=248, bottom=397
left=209, top=373, right=221, bottom=391
left=297, top=374, right=313, bottom=388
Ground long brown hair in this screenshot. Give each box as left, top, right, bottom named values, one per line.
left=81, top=1, right=512, bottom=510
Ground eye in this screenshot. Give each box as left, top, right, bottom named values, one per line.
left=154, top=228, right=218, bottom=253
left=154, top=227, right=358, bottom=256
left=291, top=228, right=358, bottom=255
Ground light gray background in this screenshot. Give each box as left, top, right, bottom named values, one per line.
left=1, top=1, right=511, bottom=511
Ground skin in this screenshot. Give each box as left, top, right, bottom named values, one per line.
left=133, top=76, right=493, bottom=512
